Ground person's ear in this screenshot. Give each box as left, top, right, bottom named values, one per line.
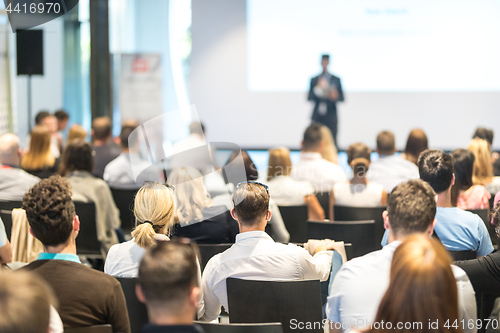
left=17, top=148, right=22, bottom=159
left=73, top=215, right=80, bottom=231
left=29, top=227, right=37, bottom=239
left=230, top=208, right=237, bottom=220
left=189, top=286, right=200, bottom=309
left=451, top=174, right=456, bottom=186
left=135, top=284, right=146, bottom=304
left=427, top=218, right=437, bottom=236
left=91, top=129, right=95, bottom=138
left=266, top=209, right=272, bottom=221
left=383, top=211, right=390, bottom=230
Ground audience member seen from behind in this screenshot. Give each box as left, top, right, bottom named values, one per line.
left=455, top=204, right=500, bottom=297
left=59, top=140, right=121, bottom=253
left=201, top=182, right=335, bottom=321
left=291, top=122, right=347, bottom=192
left=358, top=235, right=463, bottom=333
left=267, top=147, right=324, bottom=220
left=320, top=124, right=338, bottom=164
left=331, top=143, right=387, bottom=220
left=0, top=271, right=57, bottom=333
left=0, top=133, right=40, bottom=201
left=473, top=127, right=500, bottom=177
left=104, top=125, right=163, bottom=189
left=402, top=128, right=428, bottom=165
left=169, top=166, right=239, bottom=244
left=91, top=116, right=121, bottom=179
left=451, top=149, right=490, bottom=210
left=468, top=138, right=500, bottom=195
left=105, top=181, right=176, bottom=277
left=22, top=176, right=130, bottom=333
left=0, top=217, right=12, bottom=264
left=213, top=150, right=290, bottom=243
left=327, top=179, right=476, bottom=333
left=367, top=130, right=419, bottom=193
left=137, top=241, right=204, bottom=333
left=67, top=124, right=87, bottom=143
left=22, top=125, right=60, bottom=179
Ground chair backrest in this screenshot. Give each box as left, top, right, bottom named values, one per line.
left=0, top=201, right=23, bottom=240
left=315, top=192, right=330, bottom=219
left=74, top=201, right=101, bottom=256
left=116, top=277, right=148, bottom=333
left=449, top=250, right=477, bottom=261
left=334, top=205, right=386, bottom=249
left=65, top=325, right=113, bottom=333
left=307, top=220, right=377, bottom=258
left=196, top=321, right=283, bottom=333
left=110, top=188, right=138, bottom=236
left=198, top=243, right=233, bottom=272
left=277, top=206, right=309, bottom=243
left=467, top=208, right=497, bottom=245
left=226, top=278, right=323, bottom=333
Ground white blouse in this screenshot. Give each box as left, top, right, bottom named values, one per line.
left=333, top=181, right=384, bottom=207
left=267, top=176, right=315, bottom=206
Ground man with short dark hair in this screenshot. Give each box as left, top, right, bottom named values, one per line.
left=201, top=182, right=335, bottom=321
left=92, top=116, right=121, bottom=179
left=291, top=122, right=346, bottom=192
left=22, top=176, right=130, bottom=333
left=367, top=130, right=419, bottom=192
left=104, top=125, right=163, bottom=189
left=327, top=180, right=476, bottom=332
left=416, top=149, right=493, bottom=256
left=136, top=241, right=204, bottom=333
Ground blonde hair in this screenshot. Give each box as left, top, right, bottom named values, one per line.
left=319, top=125, right=338, bottom=164
left=67, top=124, right=87, bottom=142
left=468, top=138, right=493, bottom=186
left=267, top=147, right=292, bottom=181
left=21, top=125, right=55, bottom=170
left=132, top=181, right=176, bottom=248
left=168, top=167, right=212, bottom=226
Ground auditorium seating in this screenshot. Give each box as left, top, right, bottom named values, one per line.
left=226, top=278, right=323, bottom=333
left=110, top=188, right=138, bottom=236
left=449, top=250, right=477, bottom=260
left=315, top=192, right=330, bottom=219
left=198, top=243, right=233, bottom=271
left=116, top=277, right=148, bottom=333
left=307, top=220, right=377, bottom=258
left=277, top=205, right=308, bottom=243
left=74, top=202, right=102, bottom=258
left=65, top=325, right=113, bottom=333
left=0, top=200, right=23, bottom=240
left=196, top=322, right=283, bottom=333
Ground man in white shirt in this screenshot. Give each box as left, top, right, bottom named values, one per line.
left=326, top=179, right=477, bottom=333
left=0, top=133, right=40, bottom=201
left=201, top=182, right=334, bottom=321
left=291, top=123, right=347, bottom=192
left=367, top=131, right=419, bottom=193
left=104, top=125, right=164, bottom=189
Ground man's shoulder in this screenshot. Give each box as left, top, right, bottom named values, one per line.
left=337, top=248, right=392, bottom=280
left=437, top=207, right=481, bottom=224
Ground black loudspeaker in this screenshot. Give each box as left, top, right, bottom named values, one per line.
left=16, top=30, right=44, bottom=75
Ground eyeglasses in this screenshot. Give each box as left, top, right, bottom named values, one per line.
left=236, top=181, right=269, bottom=194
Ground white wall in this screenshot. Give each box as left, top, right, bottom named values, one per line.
left=190, top=0, right=500, bottom=150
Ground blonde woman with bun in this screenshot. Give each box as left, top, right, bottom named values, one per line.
left=330, top=143, right=387, bottom=221
left=169, top=166, right=239, bottom=244
left=319, top=125, right=338, bottom=164
left=104, top=181, right=176, bottom=277
left=468, top=137, right=500, bottom=194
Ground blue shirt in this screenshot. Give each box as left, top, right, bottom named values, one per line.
left=0, top=218, right=7, bottom=248
left=37, top=253, right=81, bottom=263
left=381, top=207, right=494, bottom=257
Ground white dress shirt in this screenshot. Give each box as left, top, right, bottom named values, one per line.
left=0, top=166, right=40, bottom=201
left=366, top=155, right=419, bottom=193
left=290, top=152, right=347, bottom=192
left=333, top=181, right=384, bottom=207
left=326, top=241, right=477, bottom=333
left=103, top=153, right=163, bottom=189
left=267, top=176, right=315, bottom=206
left=201, top=231, right=333, bottom=321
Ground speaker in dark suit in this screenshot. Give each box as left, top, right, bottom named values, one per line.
left=308, top=54, right=344, bottom=148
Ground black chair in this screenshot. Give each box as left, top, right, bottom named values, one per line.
left=65, top=325, right=113, bottom=333
left=449, top=250, right=477, bottom=260
left=198, top=243, right=233, bottom=272
left=315, top=192, right=330, bottom=219
left=227, top=278, right=323, bottom=333
left=333, top=205, right=386, bottom=249
left=278, top=206, right=309, bottom=243
left=307, top=220, right=377, bottom=258
left=110, top=188, right=138, bottom=236
left=0, top=200, right=23, bottom=240
left=467, top=209, right=496, bottom=245
left=196, top=322, right=283, bottom=333
left=74, top=202, right=102, bottom=258
left=116, top=277, right=148, bottom=333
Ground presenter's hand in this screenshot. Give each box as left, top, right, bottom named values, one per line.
left=329, top=89, right=339, bottom=101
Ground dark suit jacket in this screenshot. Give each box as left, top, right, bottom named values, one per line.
left=308, top=73, right=344, bottom=120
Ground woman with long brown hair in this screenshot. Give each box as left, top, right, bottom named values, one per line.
left=21, top=125, right=59, bottom=178
left=364, top=234, right=462, bottom=333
